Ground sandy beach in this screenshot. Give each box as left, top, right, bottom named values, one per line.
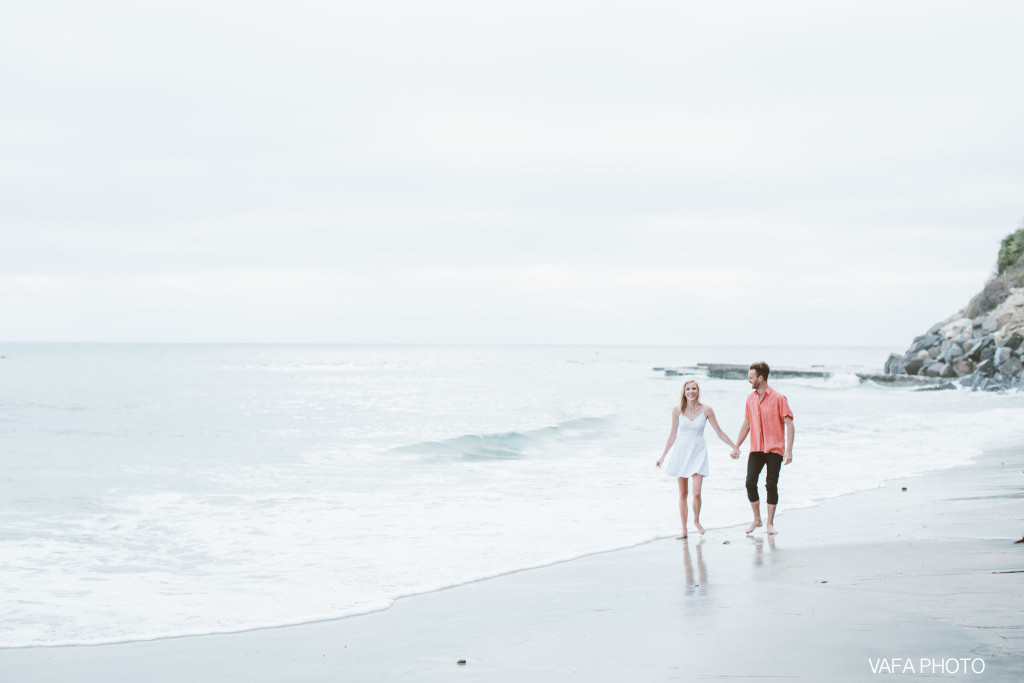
left=7, top=0, right=1024, bottom=679
left=3, top=447, right=1022, bottom=682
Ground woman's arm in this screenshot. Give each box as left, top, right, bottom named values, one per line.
left=703, top=406, right=736, bottom=450
left=656, top=407, right=680, bottom=467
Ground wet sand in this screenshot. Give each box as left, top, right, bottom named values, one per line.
left=3, top=448, right=1022, bottom=681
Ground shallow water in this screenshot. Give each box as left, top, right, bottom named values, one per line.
left=1, top=344, right=1021, bottom=647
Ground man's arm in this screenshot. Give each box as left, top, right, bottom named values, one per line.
left=731, top=418, right=749, bottom=459
left=783, top=416, right=794, bottom=465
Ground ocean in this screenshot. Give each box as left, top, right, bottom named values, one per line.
left=2, top=343, right=1022, bottom=648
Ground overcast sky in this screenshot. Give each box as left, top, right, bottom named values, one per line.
left=2, top=1, right=1022, bottom=345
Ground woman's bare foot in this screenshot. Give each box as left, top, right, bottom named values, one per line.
left=767, top=524, right=778, bottom=535
left=676, top=530, right=687, bottom=539
left=745, top=520, right=762, bottom=534
left=694, top=521, right=705, bottom=535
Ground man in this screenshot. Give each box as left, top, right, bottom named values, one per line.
left=730, top=362, right=795, bottom=535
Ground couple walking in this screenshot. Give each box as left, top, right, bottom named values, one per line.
left=656, top=362, right=795, bottom=538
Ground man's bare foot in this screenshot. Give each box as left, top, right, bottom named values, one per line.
left=767, top=524, right=778, bottom=535
left=694, top=521, right=705, bottom=535
left=745, top=520, right=762, bottom=534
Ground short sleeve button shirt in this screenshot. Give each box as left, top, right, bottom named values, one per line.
left=745, top=386, right=793, bottom=455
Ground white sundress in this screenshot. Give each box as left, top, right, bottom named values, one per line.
left=662, top=407, right=710, bottom=478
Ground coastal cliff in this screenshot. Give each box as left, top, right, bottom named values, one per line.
left=885, top=226, right=1024, bottom=391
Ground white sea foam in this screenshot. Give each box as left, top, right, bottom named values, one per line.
left=822, top=372, right=862, bottom=388
left=0, top=344, right=1022, bottom=647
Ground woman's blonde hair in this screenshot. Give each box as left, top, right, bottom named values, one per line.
left=679, top=377, right=702, bottom=412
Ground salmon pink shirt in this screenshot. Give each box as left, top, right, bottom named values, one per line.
left=745, top=386, right=793, bottom=455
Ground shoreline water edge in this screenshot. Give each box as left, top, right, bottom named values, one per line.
left=1, top=344, right=1023, bottom=671
left=1, top=443, right=1021, bottom=681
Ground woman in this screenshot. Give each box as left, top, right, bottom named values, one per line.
left=656, top=378, right=736, bottom=539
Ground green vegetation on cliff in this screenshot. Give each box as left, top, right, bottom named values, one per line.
left=965, top=223, right=1024, bottom=318
left=997, top=222, right=1024, bottom=275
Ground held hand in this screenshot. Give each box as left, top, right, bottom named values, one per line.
left=729, top=448, right=740, bottom=460
left=784, top=451, right=792, bottom=465
left=656, top=458, right=663, bottom=468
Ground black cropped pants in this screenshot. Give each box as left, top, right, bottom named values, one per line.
left=745, top=451, right=783, bottom=505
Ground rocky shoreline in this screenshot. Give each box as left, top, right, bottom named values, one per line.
left=655, top=229, right=1024, bottom=393
left=884, top=227, right=1024, bottom=391
left=654, top=363, right=953, bottom=390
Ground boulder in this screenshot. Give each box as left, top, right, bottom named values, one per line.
left=951, top=333, right=972, bottom=346
left=915, top=382, right=957, bottom=392
left=999, top=357, right=1023, bottom=378
left=1002, top=332, right=1023, bottom=351
left=973, top=375, right=1008, bottom=391
left=904, top=358, right=926, bottom=375
left=940, top=317, right=974, bottom=339
left=966, top=336, right=995, bottom=361
left=910, top=334, right=942, bottom=353
left=976, top=359, right=997, bottom=377
left=923, top=362, right=946, bottom=377
left=952, top=358, right=974, bottom=376
left=995, top=346, right=1012, bottom=365
left=980, top=344, right=997, bottom=363
left=940, top=363, right=958, bottom=378
left=941, top=341, right=964, bottom=361
left=928, top=346, right=942, bottom=359
left=982, top=314, right=999, bottom=333
left=884, top=353, right=903, bottom=375
left=916, top=349, right=931, bottom=361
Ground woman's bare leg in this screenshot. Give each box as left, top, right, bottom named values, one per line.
left=691, top=474, right=705, bottom=534
left=676, top=477, right=689, bottom=539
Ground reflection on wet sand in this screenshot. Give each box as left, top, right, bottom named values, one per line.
left=748, top=534, right=776, bottom=568
left=676, top=533, right=782, bottom=594
left=680, top=538, right=707, bottom=593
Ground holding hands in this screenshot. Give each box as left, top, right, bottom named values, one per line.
left=729, top=447, right=740, bottom=460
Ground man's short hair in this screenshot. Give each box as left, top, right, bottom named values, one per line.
left=750, top=361, right=770, bottom=380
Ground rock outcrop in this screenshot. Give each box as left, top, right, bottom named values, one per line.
left=885, top=227, right=1024, bottom=391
